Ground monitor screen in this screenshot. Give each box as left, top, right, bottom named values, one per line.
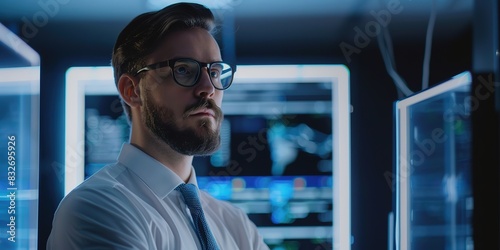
left=0, top=22, right=40, bottom=250
left=65, top=65, right=351, bottom=250
left=394, top=71, right=473, bottom=250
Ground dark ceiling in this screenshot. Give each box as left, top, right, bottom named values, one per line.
left=0, top=0, right=473, bottom=66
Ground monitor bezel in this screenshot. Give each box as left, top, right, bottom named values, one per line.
left=394, top=71, right=472, bottom=250
left=65, top=64, right=351, bottom=250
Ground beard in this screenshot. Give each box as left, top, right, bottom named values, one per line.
left=142, top=93, right=223, bottom=156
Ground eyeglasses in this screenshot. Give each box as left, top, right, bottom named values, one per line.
left=135, top=58, right=234, bottom=90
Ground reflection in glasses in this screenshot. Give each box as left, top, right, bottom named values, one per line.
left=135, top=58, right=235, bottom=90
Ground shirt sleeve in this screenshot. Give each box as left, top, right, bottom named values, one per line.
left=238, top=209, right=270, bottom=250
left=46, top=186, right=151, bottom=250
left=217, top=199, right=270, bottom=250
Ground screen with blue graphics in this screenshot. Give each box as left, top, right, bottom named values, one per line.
left=65, top=65, right=351, bottom=250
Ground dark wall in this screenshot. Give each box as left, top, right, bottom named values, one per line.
left=4, top=12, right=472, bottom=250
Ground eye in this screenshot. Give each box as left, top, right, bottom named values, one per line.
left=174, top=65, right=191, bottom=75
left=210, top=65, right=223, bottom=79
left=210, top=70, right=220, bottom=79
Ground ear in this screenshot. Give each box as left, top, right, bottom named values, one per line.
left=118, top=73, right=142, bottom=107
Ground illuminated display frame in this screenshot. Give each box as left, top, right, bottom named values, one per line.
left=0, top=22, right=40, bottom=250
left=394, top=71, right=472, bottom=250
left=65, top=64, right=351, bottom=250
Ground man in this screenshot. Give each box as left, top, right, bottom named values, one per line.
left=47, top=3, right=269, bottom=249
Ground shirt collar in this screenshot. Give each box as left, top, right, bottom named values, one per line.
left=117, top=143, right=199, bottom=199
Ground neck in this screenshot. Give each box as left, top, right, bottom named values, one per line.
left=130, top=125, right=193, bottom=183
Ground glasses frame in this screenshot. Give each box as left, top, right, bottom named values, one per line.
left=134, top=58, right=234, bottom=90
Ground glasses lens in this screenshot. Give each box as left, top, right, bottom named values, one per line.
left=210, top=63, right=233, bottom=90
left=173, top=59, right=200, bottom=86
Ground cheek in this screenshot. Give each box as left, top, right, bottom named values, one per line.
left=144, top=87, right=176, bottom=112
left=214, top=91, right=224, bottom=107
left=142, top=76, right=164, bottom=92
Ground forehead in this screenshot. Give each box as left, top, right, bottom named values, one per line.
left=147, top=27, right=221, bottom=63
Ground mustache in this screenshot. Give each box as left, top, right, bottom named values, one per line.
left=183, top=98, right=223, bottom=119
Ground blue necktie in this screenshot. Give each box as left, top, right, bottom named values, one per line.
left=176, top=183, right=220, bottom=250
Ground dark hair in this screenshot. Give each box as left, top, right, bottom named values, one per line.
left=111, top=2, right=216, bottom=122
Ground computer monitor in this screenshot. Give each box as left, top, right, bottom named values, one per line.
left=394, top=71, right=473, bottom=250
left=0, top=23, right=40, bottom=250
left=65, top=64, right=351, bottom=250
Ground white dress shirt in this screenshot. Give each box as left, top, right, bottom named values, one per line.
left=47, top=143, right=269, bottom=250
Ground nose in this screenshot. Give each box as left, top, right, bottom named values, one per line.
left=194, top=67, right=215, bottom=98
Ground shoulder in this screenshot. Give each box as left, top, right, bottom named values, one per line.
left=58, top=179, right=127, bottom=212
left=199, top=190, right=257, bottom=231
left=52, top=163, right=145, bottom=229
left=199, top=191, right=270, bottom=250
left=60, top=164, right=127, bottom=205
left=200, top=190, right=247, bottom=217
left=48, top=164, right=150, bottom=249
left=54, top=178, right=132, bottom=226
left=56, top=165, right=142, bottom=218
